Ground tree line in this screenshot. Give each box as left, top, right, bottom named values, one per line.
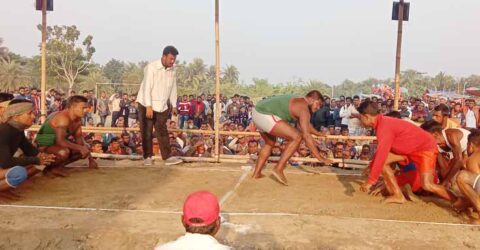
left=1, top=25, right=480, bottom=101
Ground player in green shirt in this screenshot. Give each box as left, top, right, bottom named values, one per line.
left=252, top=90, right=332, bottom=185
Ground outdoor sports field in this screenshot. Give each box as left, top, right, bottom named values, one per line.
left=0, top=160, right=478, bottom=250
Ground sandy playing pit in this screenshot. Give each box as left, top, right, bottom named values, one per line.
left=0, top=160, right=478, bottom=249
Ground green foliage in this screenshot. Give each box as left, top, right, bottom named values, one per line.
left=103, top=58, right=125, bottom=83
left=37, top=25, right=95, bottom=92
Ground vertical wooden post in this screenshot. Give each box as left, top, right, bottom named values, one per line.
left=214, top=0, right=221, bottom=162
left=40, top=0, right=47, bottom=123
left=393, top=0, right=404, bottom=111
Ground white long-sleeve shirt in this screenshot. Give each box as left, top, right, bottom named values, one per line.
left=339, top=105, right=350, bottom=125
left=136, top=59, right=177, bottom=112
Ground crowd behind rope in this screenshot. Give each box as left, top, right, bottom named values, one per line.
left=5, top=87, right=480, bottom=163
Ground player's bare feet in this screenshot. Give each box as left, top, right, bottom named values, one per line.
left=271, top=169, right=288, bottom=186
left=403, top=184, right=421, bottom=203
left=252, top=173, right=265, bottom=179
left=383, top=194, right=406, bottom=204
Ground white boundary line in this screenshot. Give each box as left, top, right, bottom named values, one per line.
left=219, top=166, right=251, bottom=205
left=0, top=204, right=477, bottom=227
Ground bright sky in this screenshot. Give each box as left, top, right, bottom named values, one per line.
left=1, top=0, right=479, bottom=85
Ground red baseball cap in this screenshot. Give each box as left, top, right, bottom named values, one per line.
left=183, top=191, right=220, bottom=227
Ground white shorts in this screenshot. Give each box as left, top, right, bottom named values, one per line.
left=252, top=108, right=282, bottom=133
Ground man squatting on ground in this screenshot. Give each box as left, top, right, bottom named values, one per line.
left=251, top=90, right=332, bottom=185
left=35, top=95, right=98, bottom=177
left=357, top=99, right=453, bottom=203
left=454, top=130, right=480, bottom=224
left=0, top=99, right=55, bottom=201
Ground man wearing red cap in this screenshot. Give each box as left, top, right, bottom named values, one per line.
left=155, top=191, right=230, bottom=250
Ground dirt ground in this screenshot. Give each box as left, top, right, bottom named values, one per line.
left=0, top=160, right=479, bottom=250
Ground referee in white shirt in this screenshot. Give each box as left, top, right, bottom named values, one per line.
left=136, top=46, right=182, bottom=165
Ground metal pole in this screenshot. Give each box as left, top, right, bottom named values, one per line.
left=393, top=0, right=404, bottom=111
left=214, top=0, right=221, bottom=162
left=40, top=0, right=47, bottom=123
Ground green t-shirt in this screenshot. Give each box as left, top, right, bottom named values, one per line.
left=255, top=95, right=297, bottom=122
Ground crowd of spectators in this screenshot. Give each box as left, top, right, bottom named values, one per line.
left=7, top=86, right=480, bottom=164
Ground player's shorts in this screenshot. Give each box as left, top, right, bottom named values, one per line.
left=4, top=166, right=28, bottom=188
left=449, top=172, right=480, bottom=198
left=252, top=108, right=282, bottom=133
left=396, top=162, right=439, bottom=192
left=398, top=150, right=438, bottom=174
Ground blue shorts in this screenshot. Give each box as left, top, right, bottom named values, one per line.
left=5, top=166, right=28, bottom=188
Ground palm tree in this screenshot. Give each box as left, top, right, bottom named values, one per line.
left=0, top=59, right=29, bottom=92
left=222, top=65, right=239, bottom=85
left=0, top=38, right=10, bottom=62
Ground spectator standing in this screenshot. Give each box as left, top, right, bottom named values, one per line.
left=312, top=101, right=329, bottom=131
left=119, top=93, right=130, bottom=127
left=464, top=99, right=479, bottom=129
left=339, top=97, right=351, bottom=129
left=399, top=100, right=411, bottom=119
left=88, top=90, right=97, bottom=123
left=178, top=95, right=191, bottom=129
left=30, top=88, right=41, bottom=122
left=109, top=92, right=121, bottom=127
left=452, top=103, right=465, bottom=127
left=128, top=94, right=138, bottom=128
left=82, top=90, right=93, bottom=125
left=411, top=103, right=428, bottom=123
left=97, top=91, right=110, bottom=125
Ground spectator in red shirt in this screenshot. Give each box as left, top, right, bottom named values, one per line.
left=357, top=100, right=452, bottom=203
left=193, top=97, right=205, bottom=128
left=178, top=95, right=192, bottom=129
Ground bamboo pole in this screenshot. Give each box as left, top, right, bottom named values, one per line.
left=214, top=0, right=221, bottom=163
left=26, top=125, right=377, bottom=141
left=393, top=0, right=404, bottom=111
left=40, top=0, right=47, bottom=124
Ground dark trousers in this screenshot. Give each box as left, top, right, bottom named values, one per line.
left=138, top=104, right=170, bottom=160
left=111, top=111, right=120, bottom=127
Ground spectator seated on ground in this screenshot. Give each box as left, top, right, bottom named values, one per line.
left=91, top=140, right=104, bottom=153
left=0, top=99, right=55, bottom=201
left=155, top=191, right=229, bottom=250
left=333, top=142, right=345, bottom=159
left=120, top=133, right=136, bottom=155
left=170, top=144, right=184, bottom=157
left=107, top=137, right=127, bottom=155
left=359, top=145, right=371, bottom=161
left=247, top=140, right=260, bottom=156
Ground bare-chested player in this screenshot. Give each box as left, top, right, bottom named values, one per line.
left=357, top=100, right=453, bottom=203
left=36, top=95, right=98, bottom=176
left=455, top=130, right=480, bottom=224
left=251, top=90, right=332, bottom=185
left=420, top=120, right=469, bottom=186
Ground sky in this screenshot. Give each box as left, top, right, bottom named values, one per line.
left=1, top=0, right=480, bottom=85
